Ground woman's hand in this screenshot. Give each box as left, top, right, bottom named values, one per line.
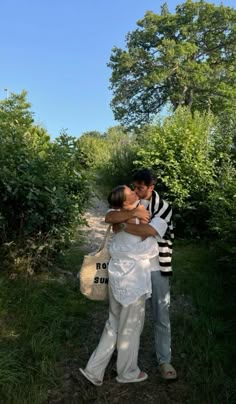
left=134, top=205, right=150, bottom=223
left=112, top=223, right=121, bottom=233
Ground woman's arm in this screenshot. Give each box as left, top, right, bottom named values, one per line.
left=122, top=223, right=157, bottom=237
left=105, top=205, right=150, bottom=224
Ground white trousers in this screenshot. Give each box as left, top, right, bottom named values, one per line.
left=85, top=286, right=145, bottom=382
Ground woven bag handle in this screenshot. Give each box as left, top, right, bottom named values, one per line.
left=96, top=224, right=112, bottom=253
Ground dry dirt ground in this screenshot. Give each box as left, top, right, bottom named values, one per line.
left=46, top=195, right=192, bottom=404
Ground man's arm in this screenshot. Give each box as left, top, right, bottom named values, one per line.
left=105, top=205, right=150, bottom=224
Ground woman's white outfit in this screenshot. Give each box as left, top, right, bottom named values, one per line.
left=109, top=228, right=158, bottom=306
left=84, top=220, right=159, bottom=383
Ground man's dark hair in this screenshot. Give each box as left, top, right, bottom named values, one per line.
left=107, top=185, right=126, bottom=209
left=132, top=168, right=157, bottom=187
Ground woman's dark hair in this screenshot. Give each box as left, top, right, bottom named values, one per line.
left=107, top=185, right=126, bottom=209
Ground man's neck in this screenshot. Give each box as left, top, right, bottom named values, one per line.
left=144, top=190, right=154, bottom=201
left=142, top=195, right=152, bottom=202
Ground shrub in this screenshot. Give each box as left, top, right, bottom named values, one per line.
left=0, top=93, right=90, bottom=272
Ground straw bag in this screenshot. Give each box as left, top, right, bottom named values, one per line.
left=79, top=225, right=111, bottom=301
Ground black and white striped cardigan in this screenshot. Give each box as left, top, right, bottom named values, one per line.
left=147, top=190, right=174, bottom=276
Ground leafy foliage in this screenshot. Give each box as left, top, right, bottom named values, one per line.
left=77, top=126, right=137, bottom=195
left=77, top=130, right=109, bottom=170
left=135, top=108, right=215, bottom=207
left=208, top=120, right=236, bottom=245
left=0, top=92, right=90, bottom=272
left=133, top=108, right=216, bottom=235
left=109, top=0, right=236, bottom=127
left=99, top=126, right=137, bottom=188
left=76, top=108, right=235, bottom=241
left=88, top=108, right=235, bottom=241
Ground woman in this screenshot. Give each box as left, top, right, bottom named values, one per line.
left=79, top=185, right=159, bottom=385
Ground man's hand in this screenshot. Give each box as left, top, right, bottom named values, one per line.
left=134, top=205, right=150, bottom=223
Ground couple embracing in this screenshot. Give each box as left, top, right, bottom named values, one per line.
left=80, top=168, right=177, bottom=385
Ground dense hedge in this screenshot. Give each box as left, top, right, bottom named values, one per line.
left=0, top=92, right=90, bottom=272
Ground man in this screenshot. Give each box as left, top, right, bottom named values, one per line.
left=105, top=168, right=177, bottom=380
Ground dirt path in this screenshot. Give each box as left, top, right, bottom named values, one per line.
left=77, top=194, right=109, bottom=254
left=46, top=195, right=190, bottom=404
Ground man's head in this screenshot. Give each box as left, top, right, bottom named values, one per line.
left=132, top=168, right=156, bottom=200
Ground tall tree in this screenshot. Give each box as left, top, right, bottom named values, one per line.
left=108, top=0, right=236, bottom=127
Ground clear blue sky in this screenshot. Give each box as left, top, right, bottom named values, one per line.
left=1, top=0, right=235, bottom=139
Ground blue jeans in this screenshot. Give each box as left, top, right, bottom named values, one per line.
left=150, top=271, right=171, bottom=365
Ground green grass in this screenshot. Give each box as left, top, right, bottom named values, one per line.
left=171, top=241, right=236, bottom=404
left=0, top=241, right=235, bottom=403
left=0, top=268, right=98, bottom=404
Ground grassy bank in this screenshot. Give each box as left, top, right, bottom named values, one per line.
left=0, top=241, right=235, bottom=403
left=0, top=244, right=98, bottom=404
left=171, top=241, right=236, bottom=404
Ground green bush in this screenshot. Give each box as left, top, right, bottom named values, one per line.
left=97, top=126, right=137, bottom=193
left=207, top=114, right=236, bottom=251
left=76, top=130, right=110, bottom=170
left=135, top=108, right=215, bottom=205
left=208, top=163, right=236, bottom=242
left=0, top=92, right=90, bottom=272
left=133, top=108, right=216, bottom=236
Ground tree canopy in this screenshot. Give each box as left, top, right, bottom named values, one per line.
left=109, top=0, right=236, bottom=127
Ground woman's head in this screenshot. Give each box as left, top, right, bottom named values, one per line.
left=108, top=185, right=138, bottom=209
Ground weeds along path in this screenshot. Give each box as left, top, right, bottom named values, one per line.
left=46, top=194, right=191, bottom=404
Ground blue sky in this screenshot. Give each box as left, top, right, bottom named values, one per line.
left=1, top=0, right=235, bottom=139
